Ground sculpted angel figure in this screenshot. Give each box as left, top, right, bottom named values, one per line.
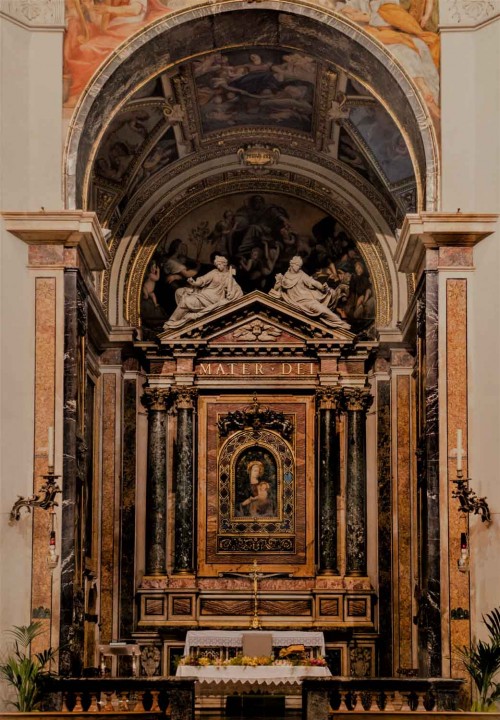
left=163, top=255, right=243, bottom=329
left=270, top=255, right=350, bottom=329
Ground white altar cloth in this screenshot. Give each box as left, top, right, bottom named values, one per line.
left=176, top=665, right=331, bottom=693
left=183, top=630, right=326, bottom=655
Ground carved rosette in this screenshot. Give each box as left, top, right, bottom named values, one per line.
left=316, top=386, right=343, bottom=411
left=172, top=387, right=198, bottom=411
left=341, top=387, right=373, bottom=413
left=142, top=387, right=171, bottom=412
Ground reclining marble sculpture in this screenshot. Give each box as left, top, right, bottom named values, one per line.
left=269, top=256, right=350, bottom=329
left=163, top=255, right=243, bottom=329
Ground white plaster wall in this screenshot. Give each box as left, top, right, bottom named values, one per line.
left=0, top=18, right=64, bottom=210
left=441, top=17, right=500, bottom=639
left=0, top=16, right=64, bottom=705
left=0, top=225, right=35, bottom=708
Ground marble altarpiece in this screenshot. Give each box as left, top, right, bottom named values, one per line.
left=134, top=289, right=377, bottom=678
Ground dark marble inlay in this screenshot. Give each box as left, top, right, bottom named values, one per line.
left=318, top=407, right=340, bottom=574
left=345, top=406, right=368, bottom=576
left=119, top=379, right=137, bottom=636
left=174, top=406, right=194, bottom=573
left=60, top=269, right=83, bottom=676
left=146, top=408, right=167, bottom=575
left=377, top=379, right=392, bottom=675
left=414, top=272, right=441, bottom=677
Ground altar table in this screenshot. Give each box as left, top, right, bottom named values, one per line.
left=175, top=664, right=331, bottom=695
left=183, top=630, right=326, bottom=656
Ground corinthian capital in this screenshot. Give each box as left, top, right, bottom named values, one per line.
left=341, top=387, right=373, bottom=413
left=142, top=387, right=171, bottom=411
left=316, top=386, right=343, bottom=410
left=172, top=387, right=198, bottom=410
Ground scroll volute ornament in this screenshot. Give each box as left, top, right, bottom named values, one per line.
left=341, top=387, right=373, bottom=413
left=142, top=387, right=171, bottom=411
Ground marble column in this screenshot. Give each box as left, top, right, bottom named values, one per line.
left=316, top=387, right=342, bottom=575
left=173, top=388, right=197, bottom=574
left=59, top=268, right=81, bottom=675
left=343, top=387, right=373, bottom=577
left=142, top=388, right=170, bottom=576
left=416, top=273, right=442, bottom=677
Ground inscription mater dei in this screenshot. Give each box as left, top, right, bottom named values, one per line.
left=197, top=361, right=317, bottom=376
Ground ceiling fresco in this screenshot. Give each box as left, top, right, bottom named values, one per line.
left=89, top=44, right=416, bottom=233
left=63, top=0, right=440, bottom=125
left=189, top=49, right=317, bottom=135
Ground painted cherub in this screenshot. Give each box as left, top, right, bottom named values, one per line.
left=142, top=260, right=160, bottom=307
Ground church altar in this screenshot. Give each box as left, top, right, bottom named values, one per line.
left=176, top=664, right=331, bottom=693
left=183, top=630, right=326, bottom=656
left=177, top=630, right=331, bottom=696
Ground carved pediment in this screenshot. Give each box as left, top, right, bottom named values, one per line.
left=159, top=291, right=355, bottom=349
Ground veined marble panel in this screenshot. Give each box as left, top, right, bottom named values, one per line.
left=31, top=277, right=57, bottom=652
left=446, top=279, right=471, bottom=680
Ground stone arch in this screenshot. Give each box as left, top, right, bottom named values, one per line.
left=64, top=2, right=439, bottom=212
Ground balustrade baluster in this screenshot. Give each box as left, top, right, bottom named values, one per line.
left=118, top=691, right=130, bottom=711
left=369, top=692, right=379, bottom=711
left=150, top=690, right=160, bottom=712
left=384, top=692, right=396, bottom=711
left=338, top=690, right=348, bottom=711
left=393, top=690, right=404, bottom=712
left=400, top=693, right=411, bottom=711
left=62, top=694, right=70, bottom=712
left=133, top=691, right=146, bottom=712
left=416, top=692, right=426, bottom=712
left=103, top=690, right=114, bottom=712
left=88, top=693, right=99, bottom=712
left=352, top=692, right=362, bottom=712
left=73, top=693, right=83, bottom=712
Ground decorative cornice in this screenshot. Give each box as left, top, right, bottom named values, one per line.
left=142, top=387, right=171, bottom=411
left=441, top=0, right=500, bottom=27
left=396, top=212, right=499, bottom=274
left=341, top=387, right=374, bottom=413
left=0, top=0, right=65, bottom=28
left=1, top=211, right=110, bottom=271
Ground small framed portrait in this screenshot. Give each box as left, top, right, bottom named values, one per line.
left=234, top=446, right=279, bottom=519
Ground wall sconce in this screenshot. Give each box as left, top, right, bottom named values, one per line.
left=9, top=427, right=61, bottom=568
left=450, top=429, right=491, bottom=524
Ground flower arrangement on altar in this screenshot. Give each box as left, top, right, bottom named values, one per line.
left=179, top=644, right=327, bottom=668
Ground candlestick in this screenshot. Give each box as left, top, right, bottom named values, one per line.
left=456, top=429, right=463, bottom=472
left=48, top=426, right=54, bottom=469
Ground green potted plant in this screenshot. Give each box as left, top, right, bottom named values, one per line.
left=0, top=622, right=58, bottom=711
left=456, top=607, right=500, bottom=711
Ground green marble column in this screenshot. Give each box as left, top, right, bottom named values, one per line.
left=316, top=387, right=343, bottom=575
left=343, top=387, right=373, bottom=577
left=142, top=388, right=170, bottom=576
left=173, top=387, right=197, bottom=574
